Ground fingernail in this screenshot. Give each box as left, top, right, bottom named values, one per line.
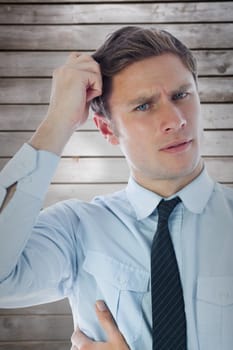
left=96, top=300, right=107, bottom=312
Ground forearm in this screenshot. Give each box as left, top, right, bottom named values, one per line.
left=0, top=144, right=60, bottom=280
left=29, top=112, right=76, bottom=156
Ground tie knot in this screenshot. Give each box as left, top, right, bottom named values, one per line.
left=157, top=196, right=181, bottom=223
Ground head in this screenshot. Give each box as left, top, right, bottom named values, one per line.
left=91, top=26, right=203, bottom=196
left=91, top=26, right=197, bottom=120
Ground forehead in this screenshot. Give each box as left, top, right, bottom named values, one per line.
left=109, top=53, right=194, bottom=107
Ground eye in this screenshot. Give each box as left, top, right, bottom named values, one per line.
left=172, top=91, right=189, bottom=101
left=135, top=103, right=150, bottom=112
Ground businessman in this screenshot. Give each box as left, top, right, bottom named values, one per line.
left=0, top=26, right=233, bottom=350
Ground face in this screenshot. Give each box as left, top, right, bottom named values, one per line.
left=98, top=54, right=203, bottom=195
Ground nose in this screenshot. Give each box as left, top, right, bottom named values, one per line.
left=160, top=101, right=187, bottom=134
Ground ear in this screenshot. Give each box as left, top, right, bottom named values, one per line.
left=93, top=114, right=119, bottom=146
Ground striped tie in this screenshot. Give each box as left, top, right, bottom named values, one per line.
left=151, top=197, right=187, bottom=350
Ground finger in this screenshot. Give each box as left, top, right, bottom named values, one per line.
left=95, top=301, right=121, bottom=341
left=66, top=53, right=99, bottom=72
left=95, top=301, right=130, bottom=348
left=65, top=55, right=102, bottom=101
left=66, top=51, right=81, bottom=64
left=71, top=328, right=93, bottom=349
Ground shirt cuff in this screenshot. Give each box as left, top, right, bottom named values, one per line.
left=0, top=143, right=60, bottom=203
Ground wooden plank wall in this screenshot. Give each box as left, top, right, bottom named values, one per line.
left=0, top=1, right=233, bottom=349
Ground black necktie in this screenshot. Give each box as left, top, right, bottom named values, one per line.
left=151, top=197, right=187, bottom=350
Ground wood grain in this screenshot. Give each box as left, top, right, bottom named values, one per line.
left=0, top=342, right=70, bottom=350
left=0, top=1, right=232, bottom=349
left=0, top=157, right=232, bottom=185
left=0, top=315, right=73, bottom=341
left=0, top=299, right=70, bottom=315
left=0, top=0, right=217, bottom=3
left=0, top=24, right=232, bottom=50
left=1, top=3, right=232, bottom=24
left=1, top=130, right=233, bottom=157
left=0, top=104, right=232, bottom=131
left=1, top=77, right=232, bottom=104
left=1, top=50, right=232, bottom=77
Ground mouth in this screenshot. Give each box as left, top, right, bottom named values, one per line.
left=160, top=139, right=193, bottom=153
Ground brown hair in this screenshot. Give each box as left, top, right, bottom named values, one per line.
left=91, top=26, right=197, bottom=119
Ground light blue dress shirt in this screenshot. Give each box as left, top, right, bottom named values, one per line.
left=0, top=143, right=233, bottom=350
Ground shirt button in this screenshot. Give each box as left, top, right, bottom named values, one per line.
left=117, top=275, right=127, bottom=287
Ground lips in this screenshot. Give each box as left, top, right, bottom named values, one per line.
left=160, top=139, right=192, bottom=153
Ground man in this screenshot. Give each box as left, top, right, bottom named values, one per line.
left=0, top=26, right=233, bottom=350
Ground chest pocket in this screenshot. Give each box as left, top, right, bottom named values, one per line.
left=83, top=250, right=150, bottom=345
left=196, top=277, right=233, bottom=350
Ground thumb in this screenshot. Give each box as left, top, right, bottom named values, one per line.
left=95, top=300, right=129, bottom=347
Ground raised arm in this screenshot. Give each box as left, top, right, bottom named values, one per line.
left=0, top=53, right=102, bottom=303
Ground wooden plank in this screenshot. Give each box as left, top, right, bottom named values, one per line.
left=0, top=79, right=51, bottom=104
left=195, top=50, right=233, bottom=76
left=0, top=299, right=71, bottom=315
left=0, top=131, right=120, bottom=157
left=0, top=77, right=232, bottom=104
left=0, top=130, right=233, bottom=157
left=204, top=158, right=233, bottom=183
left=0, top=342, right=70, bottom=350
left=45, top=179, right=233, bottom=207
left=0, top=3, right=232, bottom=24
left=52, top=157, right=233, bottom=184
left=198, top=77, right=233, bottom=103
left=0, top=315, right=73, bottom=341
left=0, top=105, right=96, bottom=131
left=0, top=51, right=75, bottom=78
left=200, top=104, right=233, bottom=129
left=45, top=183, right=126, bottom=206
left=0, top=104, right=232, bottom=131
left=1, top=50, right=233, bottom=77
left=0, top=24, right=232, bottom=50
left=0, top=157, right=232, bottom=184
left=52, top=158, right=129, bottom=183
left=0, top=0, right=206, bottom=3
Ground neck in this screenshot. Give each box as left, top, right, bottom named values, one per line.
left=132, top=160, right=204, bottom=197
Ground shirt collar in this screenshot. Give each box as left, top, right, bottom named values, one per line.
left=126, top=167, right=214, bottom=220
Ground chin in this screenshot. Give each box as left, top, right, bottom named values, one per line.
left=166, top=158, right=202, bottom=180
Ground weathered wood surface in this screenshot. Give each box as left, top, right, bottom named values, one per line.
left=1, top=130, right=233, bottom=157
left=0, top=157, right=232, bottom=184
left=45, top=180, right=233, bottom=206
left=0, top=1, right=232, bottom=348
left=1, top=2, right=232, bottom=24
left=0, top=0, right=220, bottom=3
left=0, top=24, right=232, bottom=50
left=45, top=183, right=127, bottom=206
left=0, top=315, right=73, bottom=340
left=0, top=104, right=232, bottom=131
left=0, top=299, right=70, bottom=315
left=0, top=106, right=95, bottom=131
left=1, top=77, right=232, bottom=104
left=1, top=50, right=232, bottom=77
left=0, top=342, right=70, bottom=350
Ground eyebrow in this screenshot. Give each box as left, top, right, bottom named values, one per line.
left=127, top=83, right=193, bottom=108
left=170, top=83, right=193, bottom=96
left=127, top=93, right=160, bottom=108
